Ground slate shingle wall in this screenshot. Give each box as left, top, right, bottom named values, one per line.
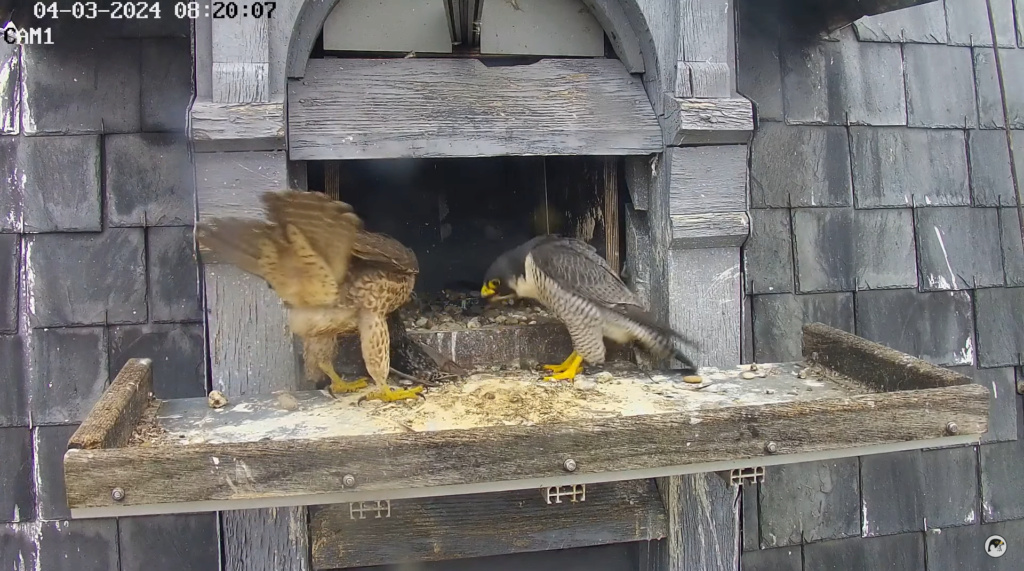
left=0, top=19, right=216, bottom=568
left=739, top=1, right=1024, bottom=569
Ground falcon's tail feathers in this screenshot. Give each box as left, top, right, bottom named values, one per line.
left=617, top=306, right=699, bottom=372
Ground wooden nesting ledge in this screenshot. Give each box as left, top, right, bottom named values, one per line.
left=63, top=323, right=988, bottom=519
left=286, top=58, right=664, bottom=160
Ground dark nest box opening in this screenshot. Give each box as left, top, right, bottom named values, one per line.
left=306, top=156, right=633, bottom=371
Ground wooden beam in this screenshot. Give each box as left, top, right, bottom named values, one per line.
left=287, top=58, right=663, bottom=160
left=190, top=98, right=285, bottom=152
left=676, top=0, right=733, bottom=98
left=193, top=150, right=288, bottom=223
left=63, top=383, right=988, bottom=510
left=655, top=474, right=739, bottom=571
left=67, top=358, right=153, bottom=450
left=603, top=158, right=621, bottom=275
left=662, top=96, right=754, bottom=146
left=310, top=480, right=667, bottom=569
left=669, top=213, right=750, bottom=249
left=668, top=145, right=749, bottom=215
left=212, top=16, right=270, bottom=103
left=665, top=247, right=742, bottom=369
left=802, top=322, right=976, bottom=392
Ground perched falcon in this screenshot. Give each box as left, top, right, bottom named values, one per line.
left=196, top=190, right=424, bottom=402
left=481, top=235, right=698, bottom=381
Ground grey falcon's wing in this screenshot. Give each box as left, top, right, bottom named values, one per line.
left=528, top=237, right=644, bottom=311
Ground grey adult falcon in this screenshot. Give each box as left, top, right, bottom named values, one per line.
left=480, top=235, right=699, bottom=381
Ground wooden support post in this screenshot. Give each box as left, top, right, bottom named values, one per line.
left=212, top=16, right=270, bottom=103
left=655, top=475, right=740, bottom=571
left=677, top=0, right=734, bottom=98
left=604, top=158, right=621, bottom=275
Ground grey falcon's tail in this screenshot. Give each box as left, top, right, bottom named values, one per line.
left=610, top=305, right=699, bottom=371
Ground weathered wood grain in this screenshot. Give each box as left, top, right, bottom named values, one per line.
left=678, top=62, right=732, bottom=98
left=802, top=322, right=976, bottom=392
left=677, top=0, right=732, bottom=99
left=194, top=150, right=287, bottom=224
left=222, top=507, right=310, bottom=571
left=310, top=480, right=667, bottom=569
left=604, top=158, right=621, bottom=275
left=656, top=474, right=739, bottom=571
left=212, top=16, right=269, bottom=103
left=669, top=213, right=749, bottom=249
left=67, top=358, right=152, bottom=450
left=63, top=383, right=988, bottom=509
left=666, top=247, right=741, bottom=368
left=287, top=58, right=662, bottom=160
left=663, top=96, right=754, bottom=146
left=625, top=155, right=655, bottom=210
left=668, top=145, right=748, bottom=215
left=190, top=99, right=285, bottom=152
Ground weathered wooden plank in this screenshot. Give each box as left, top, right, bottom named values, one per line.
left=656, top=473, right=739, bottom=571
left=63, top=381, right=988, bottom=510
left=802, top=322, right=976, bottom=392
left=323, top=0, right=453, bottom=54
left=222, top=507, right=309, bottom=571
left=190, top=99, right=285, bottom=152
left=625, top=155, right=655, bottom=210
left=194, top=150, right=287, bottom=224
left=604, top=158, right=621, bottom=275
left=481, top=0, right=606, bottom=58
left=669, top=213, right=749, bottom=249
left=668, top=145, right=748, bottom=215
left=678, top=62, right=732, bottom=98
left=67, top=359, right=152, bottom=450
left=666, top=247, right=741, bottom=368
left=625, top=206, right=653, bottom=307
left=194, top=8, right=213, bottom=100
left=663, top=96, right=754, bottom=146
left=677, top=0, right=733, bottom=99
left=212, top=16, right=269, bottom=103
left=310, top=480, right=667, bottom=569
left=287, top=58, right=663, bottom=160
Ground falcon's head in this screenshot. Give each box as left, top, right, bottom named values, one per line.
left=481, top=236, right=550, bottom=300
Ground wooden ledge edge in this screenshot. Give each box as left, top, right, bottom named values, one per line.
left=189, top=98, right=285, bottom=152
left=801, top=322, right=977, bottom=392
left=662, top=95, right=754, bottom=146
left=68, top=358, right=154, bottom=450
left=669, top=212, right=750, bottom=249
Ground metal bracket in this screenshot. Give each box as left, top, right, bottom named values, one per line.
left=543, top=484, right=587, bottom=505
left=349, top=500, right=391, bottom=520
left=727, top=466, right=765, bottom=487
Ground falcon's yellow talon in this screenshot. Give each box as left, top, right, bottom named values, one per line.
left=318, top=362, right=369, bottom=395
left=542, top=354, right=583, bottom=382
left=543, top=351, right=579, bottom=373
left=363, top=386, right=424, bottom=402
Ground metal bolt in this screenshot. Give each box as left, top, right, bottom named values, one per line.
left=111, top=487, right=125, bottom=502
left=946, top=422, right=959, bottom=435
left=342, top=474, right=356, bottom=487
left=1016, top=380, right=1024, bottom=396
left=764, top=441, right=779, bottom=454
left=563, top=458, right=578, bottom=472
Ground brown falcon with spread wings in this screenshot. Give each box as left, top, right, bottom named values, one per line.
left=196, top=190, right=423, bottom=402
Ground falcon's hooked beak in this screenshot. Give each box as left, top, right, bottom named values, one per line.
left=480, top=279, right=516, bottom=302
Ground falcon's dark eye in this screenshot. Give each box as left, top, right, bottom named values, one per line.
left=488, top=279, right=500, bottom=289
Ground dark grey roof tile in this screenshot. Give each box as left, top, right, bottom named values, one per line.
left=21, top=40, right=141, bottom=134
left=781, top=27, right=906, bottom=126
left=946, top=0, right=1017, bottom=48
left=969, top=367, right=1020, bottom=443
left=752, top=292, right=855, bottom=362
left=0, top=234, right=17, bottom=334
left=118, top=513, right=221, bottom=571
left=37, top=519, right=119, bottom=571
left=17, top=135, right=102, bottom=233
left=758, top=459, right=860, bottom=547
left=147, top=226, right=201, bottom=323
left=0, top=427, right=33, bottom=523
left=850, top=127, right=970, bottom=208
left=1000, top=208, right=1024, bottom=287
left=926, top=518, right=1024, bottom=570
left=141, top=38, right=192, bottom=132
left=0, top=44, right=18, bottom=134
left=903, top=44, right=977, bottom=128
left=0, top=336, right=26, bottom=427
left=25, top=229, right=147, bottom=327
left=980, top=439, right=1024, bottom=522
left=803, top=531, right=925, bottom=570
left=855, top=208, right=918, bottom=290
left=968, top=130, right=1017, bottom=206
left=0, top=523, right=35, bottom=570
left=105, top=133, right=194, bottom=227
left=0, top=138, right=21, bottom=232
left=28, top=326, right=108, bottom=426
left=749, top=123, right=852, bottom=208
left=108, top=324, right=206, bottom=399
left=745, top=208, right=794, bottom=294
left=974, top=287, right=1024, bottom=367
left=742, top=483, right=760, bottom=551
left=855, top=289, right=975, bottom=366
left=853, top=1, right=948, bottom=44
left=33, top=424, right=78, bottom=520
left=793, top=208, right=855, bottom=293
left=975, top=48, right=1024, bottom=129
left=915, top=207, right=1003, bottom=291
left=737, top=10, right=783, bottom=121
left=919, top=445, right=981, bottom=529
left=740, top=547, right=800, bottom=571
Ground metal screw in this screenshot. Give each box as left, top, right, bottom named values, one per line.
left=563, top=458, right=578, bottom=472
left=342, top=474, right=356, bottom=487
left=111, top=487, right=125, bottom=502
left=946, top=422, right=959, bottom=435
left=764, top=441, right=779, bottom=454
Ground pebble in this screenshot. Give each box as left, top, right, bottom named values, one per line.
left=276, top=393, right=299, bottom=411
left=575, top=379, right=598, bottom=391
left=414, top=317, right=428, bottom=327
left=467, top=318, right=481, bottom=329
left=682, top=375, right=703, bottom=384
left=594, top=371, right=614, bottom=383
left=207, top=390, right=228, bottom=409
left=740, top=372, right=758, bottom=380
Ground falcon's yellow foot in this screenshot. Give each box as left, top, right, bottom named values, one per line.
left=318, top=362, right=369, bottom=397
left=543, top=353, right=584, bottom=382
left=361, top=385, right=424, bottom=403
left=543, top=351, right=580, bottom=373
